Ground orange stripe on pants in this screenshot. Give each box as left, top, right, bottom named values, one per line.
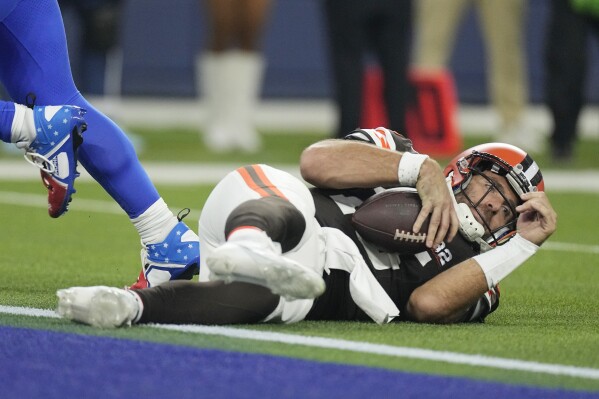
left=236, top=165, right=289, bottom=200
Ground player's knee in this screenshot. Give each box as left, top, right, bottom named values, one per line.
left=225, top=197, right=306, bottom=252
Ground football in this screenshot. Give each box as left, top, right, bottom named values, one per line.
left=351, top=188, right=429, bottom=254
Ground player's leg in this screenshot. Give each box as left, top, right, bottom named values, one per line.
left=237, top=0, right=272, bottom=51
left=198, top=164, right=325, bottom=300
left=0, top=99, right=87, bottom=217
left=57, top=165, right=326, bottom=327
left=136, top=281, right=279, bottom=325
left=479, top=0, right=533, bottom=149
left=0, top=1, right=87, bottom=217
left=197, top=0, right=234, bottom=151
left=57, top=280, right=279, bottom=327
left=413, top=0, right=466, bottom=68
left=372, top=0, right=412, bottom=135
left=0, top=0, right=158, bottom=217
left=479, top=0, right=528, bottom=127
left=207, top=196, right=324, bottom=300
left=545, top=0, right=587, bottom=161
left=197, top=0, right=268, bottom=152
left=322, top=0, right=366, bottom=138
left=223, top=0, right=272, bottom=152
left=0, top=0, right=199, bottom=280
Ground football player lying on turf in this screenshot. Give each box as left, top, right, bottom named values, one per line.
left=57, top=127, right=557, bottom=327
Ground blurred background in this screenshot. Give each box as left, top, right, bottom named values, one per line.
left=60, top=0, right=599, bottom=102
left=2, top=0, right=599, bottom=165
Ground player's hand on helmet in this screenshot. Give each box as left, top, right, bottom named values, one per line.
left=414, top=158, right=459, bottom=248
left=516, top=192, right=557, bottom=246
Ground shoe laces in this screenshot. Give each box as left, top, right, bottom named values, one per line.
left=177, top=208, right=191, bottom=221
left=23, top=151, right=56, bottom=174
left=21, top=92, right=56, bottom=175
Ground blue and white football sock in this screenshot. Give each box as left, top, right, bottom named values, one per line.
left=131, top=198, right=179, bottom=245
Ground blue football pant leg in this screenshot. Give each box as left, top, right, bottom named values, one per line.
left=0, top=0, right=160, bottom=218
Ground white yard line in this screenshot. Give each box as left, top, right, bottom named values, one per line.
left=543, top=241, right=599, bottom=255
left=1, top=161, right=599, bottom=191
left=0, top=304, right=598, bottom=380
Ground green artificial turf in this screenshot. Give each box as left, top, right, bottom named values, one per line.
left=1, top=128, right=598, bottom=392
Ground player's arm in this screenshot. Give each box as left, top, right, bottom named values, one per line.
left=301, top=139, right=409, bottom=188
left=406, top=192, right=557, bottom=323
left=300, top=138, right=458, bottom=247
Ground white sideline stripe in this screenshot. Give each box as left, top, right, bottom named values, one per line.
left=0, top=305, right=59, bottom=319
left=0, top=191, right=123, bottom=214
left=0, top=191, right=202, bottom=216
left=543, top=241, right=599, bottom=255
left=1, top=304, right=598, bottom=380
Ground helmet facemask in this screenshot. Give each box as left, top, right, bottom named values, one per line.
left=454, top=164, right=519, bottom=248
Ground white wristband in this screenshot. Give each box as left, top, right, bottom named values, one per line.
left=398, top=152, right=429, bottom=186
left=473, top=234, right=539, bottom=289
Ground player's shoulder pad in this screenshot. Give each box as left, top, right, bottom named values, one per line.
left=344, top=127, right=416, bottom=153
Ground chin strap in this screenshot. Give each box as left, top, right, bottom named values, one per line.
left=445, top=175, right=492, bottom=252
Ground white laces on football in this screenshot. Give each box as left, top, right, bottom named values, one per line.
left=23, top=151, right=56, bottom=174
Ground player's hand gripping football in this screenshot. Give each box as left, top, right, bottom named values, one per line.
left=413, top=158, right=459, bottom=248
left=515, top=191, right=557, bottom=246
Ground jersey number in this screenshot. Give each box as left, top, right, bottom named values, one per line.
left=435, top=242, right=453, bottom=266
